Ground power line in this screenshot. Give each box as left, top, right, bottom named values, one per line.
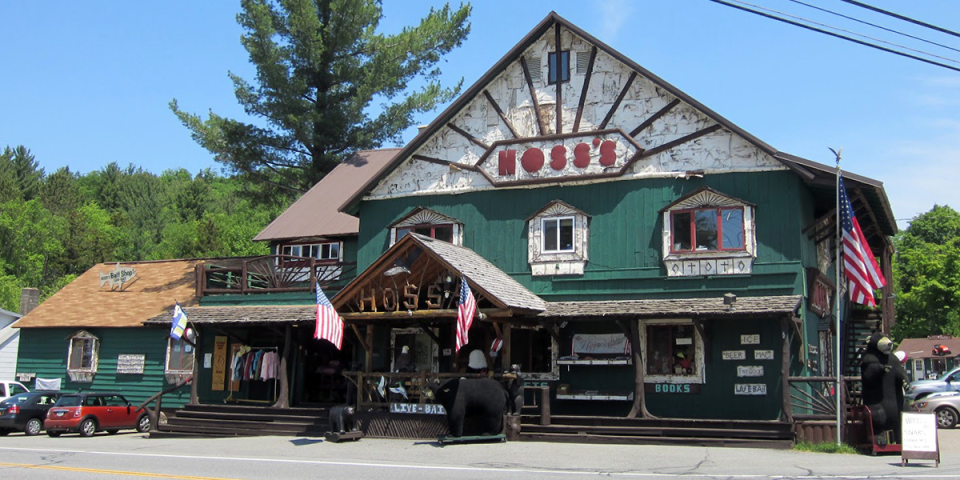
left=706, top=0, right=960, bottom=74
left=731, top=0, right=960, bottom=65
left=788, top=0, right=960, bottom=55
left=840, top=0, right=960, bottom=40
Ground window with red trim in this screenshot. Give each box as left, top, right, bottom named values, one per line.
left=396, top=224, right=454, bottom=243
left=670, top=207, right=745, bottom=253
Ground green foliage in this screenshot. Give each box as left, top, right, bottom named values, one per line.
left=792, top=441, right=858, bottom=454
left=170, top=0, right=471, bottom=201
left=892, top=205, right=960, bottom=339
left=0, top=144, right=285, bottom=309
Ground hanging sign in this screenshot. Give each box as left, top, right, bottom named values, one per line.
left=734, top=383, right=767, bottom=395
left=572, top=334, right=630, bottom=355
left=722, top=350, right=746, bottom=360
left=212, top=336, right=228, bottom=391
left=390, top=403, right=447, bottom=415
left=755, top=350, right=775, bottom=360
left=737, top=366, right=764, bottom=377
left=116, top=354, right=145, bottom=374
left=16, top=373, right=36, bottom=382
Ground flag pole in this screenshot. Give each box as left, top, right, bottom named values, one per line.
left=831, top=147, right=843, bottom=445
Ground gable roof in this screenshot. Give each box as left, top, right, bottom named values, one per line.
left=253, top=148, right=400, bottom=242
left=12, top=260, right=202, bottom=329
left=333, top=233, right=546, bottom=315
left=542, top=295, right=801, bottom=319
left=342, top=12, right=895, bottom=237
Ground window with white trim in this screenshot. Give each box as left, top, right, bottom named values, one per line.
left=660, top=188, right=756, bottom=277
left=541, top=216, right=575, bottom=253
left=640, top=319, right=704, bottom=384
left=67, top=330, right=99, bottom=382
left=280, top=242, right=341, bottom=262
left=528, top=201, right=589, bottom=276
left=165, top=337, right=195, bottom=374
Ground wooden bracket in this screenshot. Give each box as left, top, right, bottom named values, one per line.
left=351, top=324, right=370, bottom=353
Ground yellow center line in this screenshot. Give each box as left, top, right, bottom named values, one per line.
left=0, top=462, right=246, bottom=480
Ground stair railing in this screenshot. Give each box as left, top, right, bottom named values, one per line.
left=136, top=376, right=192, bottom=432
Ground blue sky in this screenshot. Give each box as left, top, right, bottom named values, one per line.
left=2, top=1, right=959, bottom=229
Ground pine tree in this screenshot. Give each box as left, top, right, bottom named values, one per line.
left=171, top=0, right=471, bottom=201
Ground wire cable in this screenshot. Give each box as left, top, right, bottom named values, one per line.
left=730, top=0, right=960, bottom=65
left=706, top=0, right=960, bottom=73
left=788, top=0, right=960, bottom=55
left=840, top=0, right=960, bottom=40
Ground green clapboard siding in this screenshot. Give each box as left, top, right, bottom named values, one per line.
left=357, top=170, right=809, bottom=301
left=17, top=327, right=191, bottom=408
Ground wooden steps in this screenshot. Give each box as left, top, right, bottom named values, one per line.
left=153, top=404, right=331, bottom=438
left=518, top=415, right=794, bottom=449
left=154, top=405, right=796, bottom=449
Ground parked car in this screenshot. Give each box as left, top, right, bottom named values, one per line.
left=904, top=366, right=960, bottom=403
left=0, top=381, right=30, bottom=402
left=44, top=393, right=150, bottom=437
left=0, top=391, right=61, bottom=435
left=913, top=391, right=960, bottom=429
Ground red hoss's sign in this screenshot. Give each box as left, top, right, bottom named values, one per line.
left=498, top=137, right=619, bottom=175
left=476, top=129, right=644, bottom=185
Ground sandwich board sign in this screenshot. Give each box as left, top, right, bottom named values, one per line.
left=901, top=412, right=939, bottom=467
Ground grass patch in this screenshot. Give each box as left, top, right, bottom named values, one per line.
left=793, top=441, right=858, bottom=454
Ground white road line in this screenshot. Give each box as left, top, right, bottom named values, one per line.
left=0, top=447, right=952, bottom=478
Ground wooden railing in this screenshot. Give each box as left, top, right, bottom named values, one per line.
left=198, top=256, right=356, bottom=296
left=787, top=375, right=860, bottom=421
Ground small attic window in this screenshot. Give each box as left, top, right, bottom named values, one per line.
left=548, top=51, right=570, bottom=84
left=576, top=51, right=591, bottom=74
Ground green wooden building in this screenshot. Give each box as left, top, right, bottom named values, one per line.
left=325, top=12, right=898, bottom=422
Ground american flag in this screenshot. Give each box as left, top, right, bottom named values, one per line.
left=839, top=175, right=886, bottom=307
left=315, top=285, right=343, bottom=349
left=456, top=278, right=477, bottom=352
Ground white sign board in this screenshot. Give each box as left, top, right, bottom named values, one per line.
left=740, top=334, right=760, bottom=345
left=754, top=350, right=775, bottom=360
left=572, top=334, right=629, bottom=355
left=722, top=350, right=746, bottom=360
left=902, top=413, right=938, bottom=453
left=734, top=384, right=767, bottom=395
left=116, top=354, right=145, bottom=374
left=737, top=366, right=764, bottom=377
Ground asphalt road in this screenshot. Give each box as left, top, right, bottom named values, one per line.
left=1, top=429, right=959, bottom=480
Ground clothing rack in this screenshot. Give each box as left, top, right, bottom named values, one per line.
left=225, top=346, right=280, bottom=404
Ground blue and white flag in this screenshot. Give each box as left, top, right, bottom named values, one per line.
left=170, top=302, right=188, bottom=340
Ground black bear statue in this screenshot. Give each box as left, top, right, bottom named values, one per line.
left=328, top=405, right=357, bottom=434
left=426, top=377, right=508, bottom=437
left=860, top=332, right=908, bottom=443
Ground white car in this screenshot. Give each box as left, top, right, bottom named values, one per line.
left=0, top=381, right=30, bottom=402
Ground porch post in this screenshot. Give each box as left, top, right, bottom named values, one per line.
left=502, top=323, right=512, bottom=368
left=781, top=316, right=793, bottom=423
left=365, top=325, right=374, bottom=373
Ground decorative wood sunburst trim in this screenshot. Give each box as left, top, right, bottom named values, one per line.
left=638, top=124, right=723, bottom=160
left=672, top=190, right=744, bottom=210
left=630, top=99, right=680, bottom=138
left=393, top=208, right=460, bottom=228
left=572, top=46, right=597, bottom=133
left=483, top=90, right=519, bottom=138
left=554, top=23, right=563, bottom=135
left=520, top=55, right=546, bottom=137
left=446, top=123, right=489, bottom=150
left=599, top=71, right=637, bottom=129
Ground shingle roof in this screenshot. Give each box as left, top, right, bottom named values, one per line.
left=253, top=148, right=400, bottom=242
left=541, top=295, right=802, bottom=319
left=145, top=305, right=316, bottom=325
left=411, top=234, right=547, bottom=312
left=333, top=233, right=546, bottom=314
left=896, top=337, right=960, bottom=360
left=13, top=260, right=202, bottom=328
